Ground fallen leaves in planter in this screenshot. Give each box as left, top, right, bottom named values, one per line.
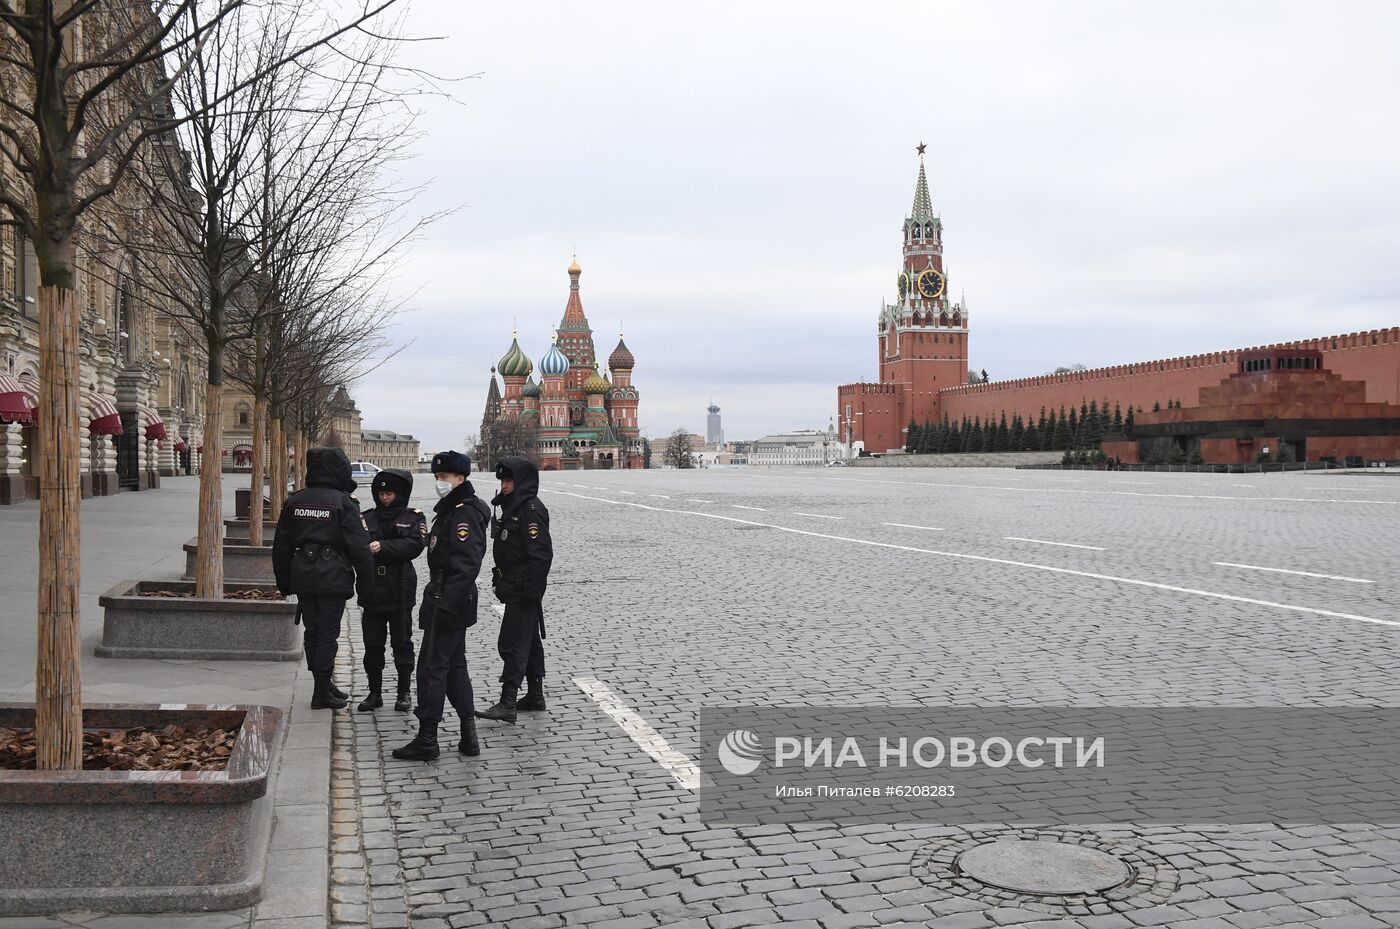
left=140, top=586, right=285, bottom=601
left=0, top=725, right=238, bottom=771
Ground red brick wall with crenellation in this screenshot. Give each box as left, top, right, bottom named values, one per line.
left=939, top=328, right=1400, bottom=424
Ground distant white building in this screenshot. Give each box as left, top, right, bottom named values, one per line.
left=750, top=426, right=841, bottom=467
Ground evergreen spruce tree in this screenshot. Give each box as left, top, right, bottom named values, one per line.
left=1152, top=401, right=1161, bottom=412
left=919, top=418, right=935, bottom=453
left=1038, top=407, right=1049, bottom=443
left=1113, top=401, right=1123, bottom=432
left=968, top=417, right=983, bottom=452
left=1021, top=422, right=1040, bottom=451
left=905, top=419, right=919, bottom=454
left=1068, top=407, right=1080, bottom=449
left=1124, top=406, right=1136, bottom=438
left=1052, top=407, right=1069, bottom=449
left=1011, top=414, right=1024, bottom=451
left=1085, top=400, right=1104, bottom=449
left=997, top=412, right=1010, bottom=451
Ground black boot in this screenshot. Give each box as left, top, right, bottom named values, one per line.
left=358, top=672, right=382, bottom=712
left=458, top=715, right=480, bottom=756
left=516, top=677, right=547, bottom=712
left=475, top=685, right=518, bottom=724
left=394, top=664, right=413, bottom=712
left=392, top=722, right=439, bottom=761
left=329, top=682, right=349, bottom=701
left=310, top=677, right=347, bottom=710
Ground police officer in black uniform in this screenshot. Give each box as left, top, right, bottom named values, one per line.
left=393, top=450, right=490, bottom=761
left=355, top=469, right=428, bottom=713
left=477, top=455, right=553, bottom=724
left=273, top=446, right=375, bottom=710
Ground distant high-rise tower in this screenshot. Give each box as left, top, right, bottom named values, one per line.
left=706, top=402, right=723, bottom=445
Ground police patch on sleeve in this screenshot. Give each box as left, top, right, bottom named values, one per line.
left=456, top=524, right=471, bottom=542
left=527, top=522, right=540, bottom=540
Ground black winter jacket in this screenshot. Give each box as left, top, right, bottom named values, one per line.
left=272, top=447, right=375, bottom=597
left=357, top=468, right=427, bottom=612
left=420, top=479, right=490, bottom=631
left=490, top=456, right=553, bottom=603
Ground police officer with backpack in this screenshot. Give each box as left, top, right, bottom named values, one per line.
left=273, top=446, right=376, bottom=710
left=355, top=469, right=428, bottom=713
left=393, top=451, right=491, bottom=761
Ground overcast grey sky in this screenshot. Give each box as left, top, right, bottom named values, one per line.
left=352, top=1, right=1400, bottom=454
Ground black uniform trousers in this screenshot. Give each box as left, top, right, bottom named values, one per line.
left=498, top=600, right=545, bottom=686
left=361, top=608, right=415, bottom=689
left=415, top=620, right=474, bottom=725
left=299, top=594, right=347, bottom=679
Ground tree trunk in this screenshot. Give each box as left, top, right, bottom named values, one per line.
left=268, top=414, right=286, bottom=521
left=294, top=429, right=308, bottom=491
left=248, top=398, right=266, bottom=546
left=195, top=379, right=225, bottom=599
left=35, top=282, right=83, bottom=771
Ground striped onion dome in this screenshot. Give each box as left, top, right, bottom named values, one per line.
left=538, top=337, right=570, bottom=377
left=497, top=334, right=532, bottom=378
left=520, top=376, right=540, bottom=398
left=583, top=364, right=611, bottom=395
left=608, top=334, right=634, bottom=370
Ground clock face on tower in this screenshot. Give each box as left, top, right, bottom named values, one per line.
left=897, top=272, right=909, bottom=300
left=918, top=268, right=945, bottom=299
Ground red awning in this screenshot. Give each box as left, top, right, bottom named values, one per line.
left=0, top=374, right=33, bottom=425
left=87, top=392, right=123, bottom=436
left=141, top=405, right=167, bottom=441
left=174, top=439, right=188, bottom=452
left=16, top=372, right=39, bottom=426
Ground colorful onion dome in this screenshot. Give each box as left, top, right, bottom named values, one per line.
left=608, top=333, right=634, bottom=370
left=520, top=376, right=540, bottom=398
left=538, top=337, right=570, bottom=377
left=497, top=334, right=532, bottom=377
left=583, top=364, right=611, bottom=395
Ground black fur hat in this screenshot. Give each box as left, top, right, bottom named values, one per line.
left=430, top=449, right=472, bottom=477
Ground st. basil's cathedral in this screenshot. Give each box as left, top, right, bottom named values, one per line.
left=481, top=259, right=642, bottom=470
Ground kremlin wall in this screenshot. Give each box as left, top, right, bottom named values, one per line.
left=939, top=327, right=1400, bottom=425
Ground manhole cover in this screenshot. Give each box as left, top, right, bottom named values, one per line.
left=911, top=827, right=1179, bottom=915
left=956, top=839, right=1130, bottom=895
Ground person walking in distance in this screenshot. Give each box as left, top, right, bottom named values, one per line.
left=393, top=451, right=490, bottom=761
left=273, top=446, right=376, bottom=710
left=356, top=469, right=427, bottom=713
left=477, top=456, right=553, bottom=724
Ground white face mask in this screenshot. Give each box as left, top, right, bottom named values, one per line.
left=435, top=479, right=454, bottom=498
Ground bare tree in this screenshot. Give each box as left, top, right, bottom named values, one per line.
left=664, top=428, right=696, bottom=469
left=0, top=0, right=406, bottom=769
left=485, top=416, right=538, bottom=467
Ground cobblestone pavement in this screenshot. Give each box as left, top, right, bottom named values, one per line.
left=331, top=467, right=1400, bottom=929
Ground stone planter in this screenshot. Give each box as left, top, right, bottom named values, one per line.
left=0, top=703, right=282, bottom=915
left=183, top=537, right=275, bottom=583
left=224, top=517, right=278, bottom=542
left=96, top=579, right=299, bottom=661
left=235, top=487, right=271, bottom=520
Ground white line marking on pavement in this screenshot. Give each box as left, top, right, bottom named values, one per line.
left=574, top=676, right=700, bottom=791
left=882, top=522, right=946, bottom=531
left=1005, top=537, right=1107, bottom=551
left=794, top=512, right=843, bottom=520
left=732, top=504, right=767, bottom=511
left=546, top=490, right=1400, bottom=632
left=734, top=471, right=1400, bottom=507
left=649, top=494, right=671, bottom=499
left=618, top=490, right=636, bottom=495
left=687, top=499, right=713, bottom=504
left=1213, top=562, right=1375, bottom=584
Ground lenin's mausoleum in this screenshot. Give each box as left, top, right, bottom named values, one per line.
left=837, top=152, right=1400, bottom=464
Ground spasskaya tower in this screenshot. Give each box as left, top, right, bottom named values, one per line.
left=837, top=146, right=970, bottom=452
